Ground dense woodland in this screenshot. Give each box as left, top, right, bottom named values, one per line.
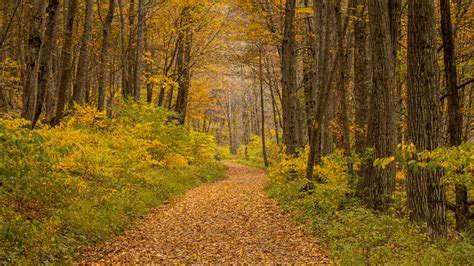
left=0, top=0, right=473, bottom=263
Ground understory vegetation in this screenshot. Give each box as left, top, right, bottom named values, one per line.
left=0, top=0, right=473, bottom=263
left=240, top=136, right=473, bottom=264
left=0, top=103, right=226, bottom=262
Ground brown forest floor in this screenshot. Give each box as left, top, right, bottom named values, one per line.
left=81, top=162, right=329, bottom=264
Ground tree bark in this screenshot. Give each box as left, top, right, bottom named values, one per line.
left=97, top=0, right=115, bottom=112
left=175, top=8, right=192, bottom=125
left=21, top=0, right=46, bottom=121
left=134, top=0, right=145, bottom=101
left=353, top=0, right=371, bottom=155
left=388, top=0, right=401, bottom=66
left=71, top=0, right=94, bottom=106
left=266, top=56, right=281, bottom=145
left=127, top=0, right=136, bottom=96
left=306, top=0, right=333, bottom=180
left=407, top=0, right=447, bottom=239
left=259, top=50, right=268, bottom=167
left=281, top=0, right=300, bottom=155
left=335, top=0, right=351, bottom=160
left=118, top=0, right=130, bottom=99
left=440, top=0, right=468, bottom=231
left=52, top=0, right=77, bottom=126
left=32, top=0, right=59, bottom=129
left=362, top=0, right=396, bottom=211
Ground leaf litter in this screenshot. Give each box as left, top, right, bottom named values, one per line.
left=80, top=162, right=329, bottom=264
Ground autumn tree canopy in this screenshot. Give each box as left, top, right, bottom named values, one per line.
left=0, top=0, right=473, bottom=263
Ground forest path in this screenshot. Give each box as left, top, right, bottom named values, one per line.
left=82, top=162, right=329, bottom=264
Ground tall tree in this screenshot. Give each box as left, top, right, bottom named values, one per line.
left=353, top=0, right=373, bottom=198
left=134, top=0, right=145, bottom=101
left=259, top=50, right=268, bottom=167
left=280, top=0, right=300, bottom=155
left=71, top=0, right=94, bottom=106
left=440, top=0, right=469, bottom=232
left=21, top=1, right=46, bottom=120
left=362, top=0, right=396, bottom=211
left=127, top=0, right=136, bottom=97
left=97, top=0, right=115, bottom=112
left=353, top=0, right=370, bottom=156
left=388, top=0, right=401, bottom=66
left=306, top=0, right=333, bottom=180
left=32, top=0, right=59, bottom=128
left=118, top=0, right=130, bottom=99
left=52, top=0, right=78, bottom=126
left=407, top=0, right=447, bottom=239
left=335, top=0, right=351, bottom=168
left=175, top=8, right=192, bottom=125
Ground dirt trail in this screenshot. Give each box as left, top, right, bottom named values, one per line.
left=82, top=162, right=328, bottom=264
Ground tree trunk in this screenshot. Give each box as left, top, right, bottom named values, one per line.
left=52, top=0, right=77, bottom=126
left=266, top=56, right=281, bottom=145
left=144, top=33, right=153, bottom=104
left=440, top=0, right=469, bottom=232
left=167, top=85, right=173, bottom=109
left=259, top=51, right=268, bottom=167
left=322, top=89, right=334, bottom=155
left=70, top=0, right=93, bottom=106
left=243, top=107, right=250, bottom=160
left=21, top=0, right=46, bottom=121
left=118, top=0, right=130, bottom=99
left=353, top=0, right=372, bottom=198
left=127, top=0, right=136, bottom=96
left=134, top=0, right=145, bottom=101
left=362, top=0, right=396, bottom=211
left=353, top=0, right=370, bottom=156
left=306, top=0, right=333, bottom=180
left=303, top=0, right=315, bottom=153
left=388, top=0, right=401, bottom=66
left=97, top=0, right=115, bottom=112
left=0, top=0, right=12, bottom=112
left=281, top=0, right=300, bottom=155
left=175, top=9, right=192, bottom=125
left=407, top=0, right=447, bottom=239
left=32, top=0, right=59, bottom=129
left=335, top=0, right=351, bottom=159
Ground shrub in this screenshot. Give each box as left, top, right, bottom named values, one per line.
left=267, top=149, right=474, bottom=264
left=0, top=103, right=226, bottom=262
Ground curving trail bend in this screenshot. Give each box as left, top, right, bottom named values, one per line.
left=82, top=162, right=328, bottom=264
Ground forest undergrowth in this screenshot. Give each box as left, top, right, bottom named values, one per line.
left=239, top=136, right=474, bottom=264
left=0, top=103, right=226, bottom=263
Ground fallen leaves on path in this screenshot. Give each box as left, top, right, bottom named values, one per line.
left=81, top=162, right=329, bottom=264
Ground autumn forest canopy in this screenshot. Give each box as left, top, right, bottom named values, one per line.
left=0, top=0, right=473, bottom=264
